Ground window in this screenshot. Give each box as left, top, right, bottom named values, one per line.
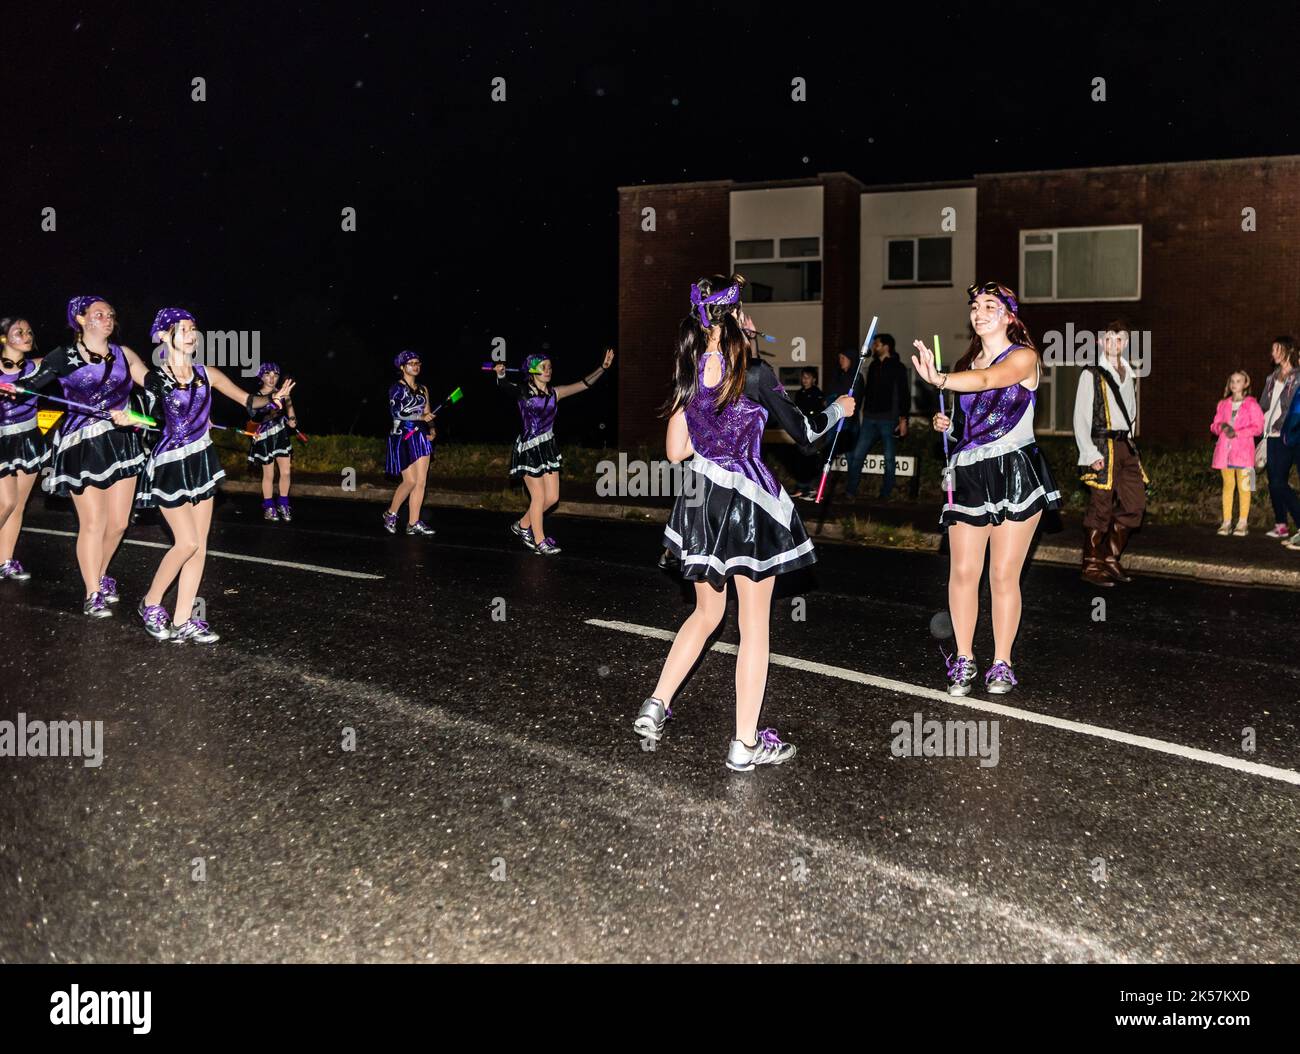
left=1034, top=362, right=1141, bottom=436
left=1019, top=226, right=1141, bottom=302
left=885, top=236, right=952, bottom=285
left=732, top=236, right=822, bottom=302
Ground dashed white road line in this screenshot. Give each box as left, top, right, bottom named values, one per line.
left=586, top=618, right=1300, bottom=787
left=25, top=527, right=384, bottom=581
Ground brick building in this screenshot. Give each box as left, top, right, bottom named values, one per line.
left=618, top=155, right=1300, bottom=450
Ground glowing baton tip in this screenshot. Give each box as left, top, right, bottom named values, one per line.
left=126, top=411, right=156, bottom=427
left=448, top=387, right=464, bottom=403
left=933, top=334, right=941, bottom=370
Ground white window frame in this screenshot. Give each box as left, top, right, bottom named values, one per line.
left=731, top=236, right=822, bottom=303
left=1036, top=363, right=1142, bottom=437
left=1019, top=224, right=1142, bottom=303
left=883, top=235, right=953, bottom=286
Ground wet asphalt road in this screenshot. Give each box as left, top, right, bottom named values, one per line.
left=1, top=491, right=1297, bottom=963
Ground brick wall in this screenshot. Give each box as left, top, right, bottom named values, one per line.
left=821, top=173, right=862, bottom=371
left=977, top=157, right=1300, bottom=444
left=617, top=182, right=732, bottom=449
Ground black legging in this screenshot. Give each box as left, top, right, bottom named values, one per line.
left=1265, top=437, right=1300, bottom=527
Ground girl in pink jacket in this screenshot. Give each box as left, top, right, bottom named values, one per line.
left=1211, top=370, right=1264, bottom=535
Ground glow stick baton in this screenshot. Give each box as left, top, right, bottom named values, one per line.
left=0, top=383, right=156, bottom=428
left=814, top=315, right=877, bottom=504
left=935, top=334, right=954, bottom=511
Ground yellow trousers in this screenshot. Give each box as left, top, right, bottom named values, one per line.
left=1222, top=468, right=1251, bottom=522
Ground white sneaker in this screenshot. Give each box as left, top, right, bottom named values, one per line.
left=1216, top=521, right=1232, bottom=536
left=1233, top=520, right=1249, bottom=536
left=1266, top=525, right=1290, bottom=539
left=1285, top=536, right=1300, bottom=551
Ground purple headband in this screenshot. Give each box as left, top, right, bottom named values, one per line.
left=257, top=361, right=281, bottom=377
left=67, top=295, right=108, bottom=332
left=150, top=307, right=196, bottom=342
left=967, top=282, right=1019, bottom=317
left=689, top=282, right=742, bottom=329
left=394, top=350, right=421, bottom=369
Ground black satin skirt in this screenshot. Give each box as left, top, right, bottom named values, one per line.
left=0, top=424, right=49, bottom=477
left=248, top=423, right=293, bottom=464
left=663, top=467, right=815, bottom=588
left=48, top=423, right=145, bottom=497
left=136, top=443, right=226, bottom=508
left=509, top=435, right=562, bottom=478
left=940, top=441, right=1062, bottom=528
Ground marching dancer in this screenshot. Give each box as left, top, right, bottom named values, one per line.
left=0, top=316, right=49, bottom=581
left=247, top=361, right=298, bottom=522
left=493, top=346, right=614, bottom=555
left=383, top=350, right=436, bottom=536
left=134, top=308, right=293, bottom=641
left=912, top=282, right=1061, bottom=696
left=633, top=275, right=854, bottom=771
left=16, top=296, right=150, bottom=616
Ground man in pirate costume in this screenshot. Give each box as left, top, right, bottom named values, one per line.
left=1073, top=319, right=1148, bottom=587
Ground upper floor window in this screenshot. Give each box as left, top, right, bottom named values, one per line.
left=733, top=237, right=822, bottom=302
left=885, top=236, right=952, bottom=286
left=1020, top=225, right=1141, bottom=302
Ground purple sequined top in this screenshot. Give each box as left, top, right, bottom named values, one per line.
left=0, top=359, right=39, bottom=425
left=954, top=345, right=1036, bottom=454
left=514, top=384, right=558, bottom=440
left=685, top=353, right=780, bottom=496
left=24, top=344, right=134, bottom=434
left=145, top=363, right=214, bottom=454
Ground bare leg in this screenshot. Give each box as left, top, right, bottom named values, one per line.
left=0, top=471, right=38, bottom=562
left=174, top=498, right=214, bottom=622
left=948, top=521, right=992, bottom=658
left=650, top=580, right=728, bottom=705
left=406, top=455, right=429, bottom=522
left=733, top=574, right=775, bottom=744
left=522, top=474, right=546, bottom=538
left=987, top=512, right=1041, bottom=664
left=540, top=471, right=559, bottom=537
left=70, top=488, right=108, bottom=597
left=146, top=503, right=200, bottom=608
left=261, top=462, right=275, bottom=501
left=275, top=456, right=292, bottom=498
left=0, top=475, right=18, bottom=560
left=98, top=475, right=137, bottom=580
left=388, top=463, right=416, bottom=517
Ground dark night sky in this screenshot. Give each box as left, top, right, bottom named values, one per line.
left=5, top=2, right=1297, bottom=441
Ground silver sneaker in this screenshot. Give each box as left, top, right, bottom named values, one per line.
left=984, top=660, right=1017, bottom=695
left=277, top=501, right=292, bottom=523
left=632, top=698, right=673, bottom=743
left=382, top=510, right=398, bottom=534
left=0, top=559, right=30, bottom=581
left=509, top=520, right=536, bottom=551
left=170, top=617, right=219, bottom=644
left=726, top=728, right=797, bottom=771
left=535, top=535, right=561, bottom=555
left=99, top=575, right=120, bottom=604
left=265, top=504, right=280, bottom=522
left=945, top=652, right=977, bottom=696
left=83, top=592, right=112, bottom=618
left=138, top=600, right=172, bottom=640
left=406, top=519, right=435, bottom=536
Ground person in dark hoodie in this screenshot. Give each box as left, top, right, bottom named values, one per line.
left=789, top=367, right=826, bottom=499
left=844, top=333, right=910, bottom=500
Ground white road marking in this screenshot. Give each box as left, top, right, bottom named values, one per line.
left=24, top=527, right=384, bottom=581
left=586, top=618, right=1300, bottom=787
